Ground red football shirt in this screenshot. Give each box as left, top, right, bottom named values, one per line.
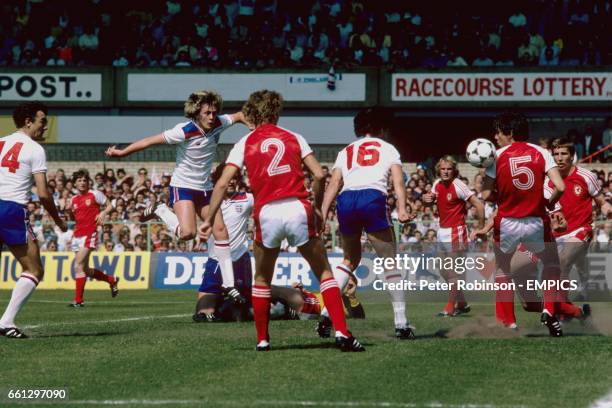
left=548, top=166, right=600, bottom=236
left=432, top=178, right=474, bottom=228
left=70, top=190, right=106, bottom=237
left=485, top=142, right=556, bottom=218
left=226, top=124, right=313, bottom=212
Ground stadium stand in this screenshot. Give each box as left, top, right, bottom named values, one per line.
left=0, top=0, right=610, bottom=68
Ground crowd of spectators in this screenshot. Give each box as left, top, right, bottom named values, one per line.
left=1, top=0, right=610, bottom=69
left=24, top=160, right=612, bottom=254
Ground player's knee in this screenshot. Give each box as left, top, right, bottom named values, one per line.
left=344, top=258, right=359, bottom=271
left=178, top=229, right=195, bottom=241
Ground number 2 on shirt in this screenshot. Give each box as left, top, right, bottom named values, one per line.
left=346, top=141, right=381, bottom=169
left=0, top=141, right=24, bottom=173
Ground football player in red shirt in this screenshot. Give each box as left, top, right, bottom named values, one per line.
left=201, top=90, right=364, bottom=352
left=479, top=110, right=566, bottom=336
left=423, top=155, right=484, bottom=316
left=549, top=137, right=611, bottom=314
left=66, top=170, right=118, bottom=307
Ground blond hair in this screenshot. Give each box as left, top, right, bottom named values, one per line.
left=184, top=90, right=223, bottom=120
left=435, top=155, right=458, bottom=176
left=242, top=90, right=283, bottom=127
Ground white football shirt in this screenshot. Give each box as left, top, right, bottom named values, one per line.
left=163, top=114, right=233, bottom=191
left=208, top=192, right=254, bottom=261
left=333, top=136, right=401, bottom=194
left=0, top=131, right=47, bottom=205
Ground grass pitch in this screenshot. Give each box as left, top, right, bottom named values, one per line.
left=1, top=290, right=611, bottom=408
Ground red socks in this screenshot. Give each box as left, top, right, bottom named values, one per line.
left=92, top=269, right=115, bottom=284
left=495, top=273, right=516, bottom=326
left=75, top=276, right=86, bottom=303
left=252, top=285, right=271, bottom=343
left=320, top=278, right=349, bottom=337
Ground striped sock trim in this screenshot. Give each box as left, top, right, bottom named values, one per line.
left=215, top=240, right=230, bottom=248
left=385, top=273, right=402, bottom=280
left=252, top=286, right=271, bottom=298
left=320, top=279, right=339, bottom=293
left=336, top=265, right=352, bottom=275
left=21, top=272, right=39, bottom=286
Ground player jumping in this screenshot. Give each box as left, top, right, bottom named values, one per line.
left=65, top=170, right=119, bottom=307
left=423, top=155, right=484, bottom=317
left=478, top=110, right=566, bottom=336
left=200, top=90, right=364, bottom=352
left=105, top=90, right=251, bottom=303
left=320, top=107, right=413, bottom=339
left=0, top=102, right=67, bottom=339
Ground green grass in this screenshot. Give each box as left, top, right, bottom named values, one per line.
left=0, top=290, right=611, bottom=408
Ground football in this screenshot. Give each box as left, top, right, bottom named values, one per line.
left=466, top=138, right=496, bottom=168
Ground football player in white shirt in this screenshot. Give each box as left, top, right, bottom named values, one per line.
left=193, top=164, right=254, bottom=322
left=105, top=90, right=251, bottom=303
left=321, top=107, right=414, bottom=339
left=0, top=102, right=67, bottom=339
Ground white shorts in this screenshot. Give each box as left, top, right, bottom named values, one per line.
left=494, top=216, right=552, bottom=255
left=555, top=226, right=592, bottom=244
left=71, top=233, right=98, bottom=252
left=437, top=225, right=469, bottom=252
left=254, top=198, right=315, bottom=249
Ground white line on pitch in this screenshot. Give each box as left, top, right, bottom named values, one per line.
left=24, top=313, right=191, bottom=329
left=591, top=389, right=612, bottom=408
left=29, top=300, right=192, bottom=305
left=5, top=399, right=520, bottom=407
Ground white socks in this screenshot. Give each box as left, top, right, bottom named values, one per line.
left=384, top=270, right=407, bottom=329
left=214, top=241, right=235, bottom=288
left=155, top=203, right=179, bottom=235
left=0, top=273, right=39, bottom=328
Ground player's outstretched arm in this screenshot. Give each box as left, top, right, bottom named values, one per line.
left=321, top=168, right=343, bottom=231
left=199, top=165, right=239, bottom=240
left=105, top=134, right=166, bottom=158
left=34, top=173, right=67, bottom=232
left=391, top=164, right=410, bottom=222
left=228, top=111, right=254, bottom=130
left=546, top=167, right=566, bottom=207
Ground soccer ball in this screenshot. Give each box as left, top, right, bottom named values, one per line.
left=466, top=138, right=496, bottom=168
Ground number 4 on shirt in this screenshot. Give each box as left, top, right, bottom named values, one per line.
left=0, top=141, right=24, bottom=173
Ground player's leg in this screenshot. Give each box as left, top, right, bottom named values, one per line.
left=0, top=237, right=43, bottom=338
left=80, top=236, right=119, bottom=297
left=318, top=232, right=360, bottom=325
left=198, top=194, right=241, bottom=300
left=173, top=198, right=198, bottom=240
left=510, top=249, right=542, bottom=313
left=493, top=217, right=519, bottom=328
left=252, top=242, right=279, bottom=350
left=72, top=246, right=90, bottom=306
left=529, top=218, right=563, bottom=336
left=271, top=286, right=304, bottom=319
left=193, top=258, right=224, bottom=322
left=556, top=238, right=590, bottom=319
left=368, top=227, right=412, bottom=338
